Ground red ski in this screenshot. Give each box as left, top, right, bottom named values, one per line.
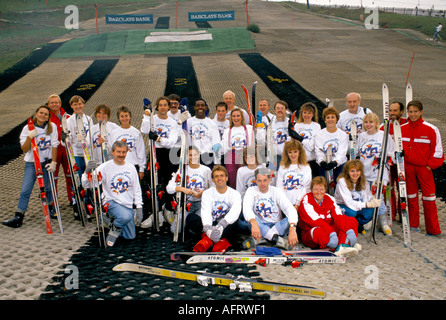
left=27, top=118, right=53, bottom=234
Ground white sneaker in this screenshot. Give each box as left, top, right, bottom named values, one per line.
left=335, top=244, right=358, bottom=258
left=354, top=243, right=362, bottom=252
left=140, top=215, right=153, bottom=229
left=164, top=207, right=175, bottom=225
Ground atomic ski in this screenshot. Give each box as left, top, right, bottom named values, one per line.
left=172, top=128, right=188, bottom=242
left=368, top=83, right=391, bottom=244
left=170, top=247, right=335, bottom=261
left=144, top=98, right=161, bottom=232
left=349, top=120, right=357, bottom=160
left=61, top=114, right=88, bottom=227
left=393, top=120, right=411, bottom=245
left=27, top=118, right=53, bottom=234
left=405, top=82, right=412, bottom=119
left=76, top=114, right=106, bottom=247
left=113, top=263, right=326, bottom=298
left=186, top=254, right=345, bottom=265
left=325, top=144, right=335, bottom=196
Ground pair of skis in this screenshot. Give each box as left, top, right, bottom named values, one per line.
left=113, top=262, right=326, bottom=298
left=75, top=113, right=107, bottom=248
left=393, top=83, right=412, bottom=245
left=144, top=98, right=162, bottom=233
left=367, top=83, right=411, bottom=245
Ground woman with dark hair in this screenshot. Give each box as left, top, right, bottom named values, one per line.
left=3, top=105, right=59, bottom=228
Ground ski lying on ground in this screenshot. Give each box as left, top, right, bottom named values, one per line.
left=113, top=263, right=326, bottom=298
left=28, top=118, right=53, bottom=234
left=170, top=247, right=335, bottom=261
left=185, top=254, right=345, bottom=265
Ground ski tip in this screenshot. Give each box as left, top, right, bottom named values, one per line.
left=113, top=263, right=128, bottom=271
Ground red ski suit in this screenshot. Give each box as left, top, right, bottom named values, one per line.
left=298, top=192, right=358, bottom=249
left=401, top=116, right=444, bottom=235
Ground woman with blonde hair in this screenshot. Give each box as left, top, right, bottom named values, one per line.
left=221, top=108, right=254, bottom=188
left=276, top=140, right=312, bottom=209
left=334, top=159, right=382, bottom=233
left=288, top=102, right=321, bottom=176
left=356, top=112, right=394, bottom=235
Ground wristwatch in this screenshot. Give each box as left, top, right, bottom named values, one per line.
left=289, top=223, right=296, bottom=228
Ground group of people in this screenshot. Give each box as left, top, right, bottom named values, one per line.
left=3, top=90, right=444, bottom=256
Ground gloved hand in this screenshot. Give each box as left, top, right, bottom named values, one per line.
left=177, top=110, right=191, bottom=125
left=209, top=219, right=228, bottom=243
left=326, top=161, right=338, bottom=170
left=212, top=143, right=221, bottom=153
left=61, top=131, right=68, bottom=142
left=28, top=129, right=38, bottom=139
left=288, top=120, right=304, bottom=142
left=148, top=131, right=159, bottom=141
left=345, top=229, right=357, bottom=247
left=327, top=232, right=339, bottom=249
left=366, top=197, right=382, bottom=208
left=45, top=161, right=57, bottom=173
left=320, top=161, right=329, bottom=170
left=85, top=160, right=97, bottom=173
left=134, top=207, right=143, bottom=227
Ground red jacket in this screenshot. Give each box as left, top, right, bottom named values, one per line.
left=380, top=117, right=407, bottom=136
left=401, top=116, right=444, bottom=170
left=50, top=108, right=67, bottom=142
left=298, top=192, right=357, bottom=234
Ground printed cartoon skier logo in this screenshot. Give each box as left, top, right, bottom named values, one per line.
left=232, top=136, right=247, bottom=149
left=212, top=202, right=229, bottom=221
left=188, top=178, right=203, bottom=190
left=348, top=118, right=363, bottom=134
left=37, top=135, right=52, bottom=151
left=274, top=130, right=288, bottom=145
left=119, top=137, right=135, bottom=153
left=256, top=202, right=273, bottom=219
left=360, top=142, right=380, bottom=161
left=284, top=173, right=302, bottom=191
left=111, top=178, right=129, bottom=195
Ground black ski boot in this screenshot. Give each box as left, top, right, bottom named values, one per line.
left=49, top=204, right=57, bottom=219
left=2, top=212, right=24, bottom=228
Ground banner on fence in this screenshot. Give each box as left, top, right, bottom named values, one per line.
left=105, top=14, right=153, bottom=24
left=188, top=10, right=234, bottom=22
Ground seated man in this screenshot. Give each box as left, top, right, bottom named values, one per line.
left=243, top=167, right=298, bottom=250
left=193, top=165, right=242, bottom=252
left=82, top=140, right=143, bottom=247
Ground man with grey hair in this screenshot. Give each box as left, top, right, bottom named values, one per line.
left=337, top=92, right=371, bottom=134
left=242, top=167, right=298, bottom=250
left=82, top=140, right=143, bottom=247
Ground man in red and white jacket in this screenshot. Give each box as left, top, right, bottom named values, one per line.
left=401, top=100, right=444, bottom=236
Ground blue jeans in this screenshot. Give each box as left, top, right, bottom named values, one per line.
left=74, top=156, right=86, bottom=180
left=17, top=162, right=53, bottom=213
left=107, top=200, right=136, bottom=239
left=339, top=204, right=374, bottom=225
left=254, top=216, right=290, bottom=240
